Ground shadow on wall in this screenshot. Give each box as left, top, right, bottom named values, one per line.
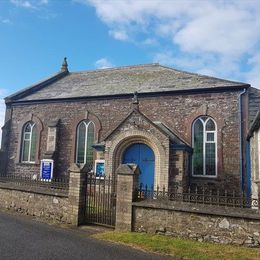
left=0, top=150, right=5, bottom=175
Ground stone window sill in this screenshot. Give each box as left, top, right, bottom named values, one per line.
left=191, top=175, right=218, bottom=179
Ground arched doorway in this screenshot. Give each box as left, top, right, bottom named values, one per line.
left=123, top=143, right=155, bottom=187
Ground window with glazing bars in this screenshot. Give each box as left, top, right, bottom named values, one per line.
left=192, top=116, right=217, bottom=176
left=76, top=120, right=95, bottom=165
left=21, top=121, right=37, bottom=163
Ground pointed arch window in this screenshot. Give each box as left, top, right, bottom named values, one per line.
left=192, top=116, right=217, bottom=176
left=21, top=121, right=37, bottom=163
left=76, top=121, right=95, bottom=165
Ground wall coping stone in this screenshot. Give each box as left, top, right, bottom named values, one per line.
left=69, top=163, right=81, bottom=172
left=0, top=183, right=68, bottom=198
left=133, top=200, right=260, bottom=221
left=116, top=164, right=140, bottom=176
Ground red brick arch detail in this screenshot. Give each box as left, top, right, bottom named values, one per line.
left=15, top=114, right=43, bottom=164
left=70, top=111, right=102, bottom=163
left=185, top=108, right=225, bottom=179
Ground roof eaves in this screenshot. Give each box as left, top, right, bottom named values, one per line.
left=5, top=70, right=69, bottom=103
left=9, top=84, right=251, bottom=105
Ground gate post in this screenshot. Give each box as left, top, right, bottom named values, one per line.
left=115, top=164, right=139, bottom=231
left=68, top=163, right=87, bottom=226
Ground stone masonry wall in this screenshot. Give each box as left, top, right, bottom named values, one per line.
left=0, top=186, right=71, bottom=224
left=133, top=200, right=260, bottom=247
left=6, top=90, right=244, bottom=189
left=169, top=150, right=190, bottom=190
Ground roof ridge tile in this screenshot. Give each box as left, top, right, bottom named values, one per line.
left=73, top=63, right=160, bottom=74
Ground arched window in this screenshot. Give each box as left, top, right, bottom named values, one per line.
left=192, top=116, right=217, bottom=176
left=76, top=121, right=95, bottom=164
left=21, top=121, right=37, bottom=163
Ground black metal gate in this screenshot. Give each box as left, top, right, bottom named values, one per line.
left=85, top=174, right=116, bottom=227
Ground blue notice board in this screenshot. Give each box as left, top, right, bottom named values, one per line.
left=40, top=159, right=54, bottom=180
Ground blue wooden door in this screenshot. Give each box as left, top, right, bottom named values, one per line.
left=123, top=143, right=155, bottom=187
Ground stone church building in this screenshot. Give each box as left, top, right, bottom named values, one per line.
left=1, top=58, right=259, bottom=193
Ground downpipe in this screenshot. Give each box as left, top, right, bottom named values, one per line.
left=239, top=88, right=246, bottom=193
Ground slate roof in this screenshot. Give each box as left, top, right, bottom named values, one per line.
left=249, top=87, right=260, bottom=124
left=153, top=121, right=190, bottom=146
left=7, top=63, right=249, bottom=102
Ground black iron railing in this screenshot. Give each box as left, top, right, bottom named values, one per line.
left=0, top=174, right=69, bottom=194
left=134, top=183, right=259, bottom=209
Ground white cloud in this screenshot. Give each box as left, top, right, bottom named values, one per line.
left=10, top=0, right=49, bottom=10
left=153, top=51, right=175, bottom=66
left=10, top=0, right=57, bottom=21
left=1, top=19, right=12, bottom=24
left=109, top=30, right=128, bottom=41
left=80, top=0, right=260, bottom=88
left=153, top=50, right=243, bottom=82
left=141, top=38, right=158, bottom=46
left=10, top=0, right=36, bottom=9
left=95, top=58, right=114, bottom=69
left=245, top=53, right=260, bottom=88
left=173, top=7, right=260, bottom=57
left=40, top=0, right=49, bottom=4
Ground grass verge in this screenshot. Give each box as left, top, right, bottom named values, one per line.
left=93, top=231, right=260, bottom=259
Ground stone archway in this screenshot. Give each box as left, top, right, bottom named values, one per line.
left=105, top=129, right=170, bottom=189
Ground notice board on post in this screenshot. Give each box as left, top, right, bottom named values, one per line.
left=40, top=159, right=54, bottom=181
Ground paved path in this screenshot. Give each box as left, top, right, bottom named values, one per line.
left=0, top=211, right=169, bottom=260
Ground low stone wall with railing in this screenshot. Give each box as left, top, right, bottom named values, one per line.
left=0, top=173, right=73, bottom=224
left=1, top=162, right=260, bottom=248
left=132, top=184, right=260, bottom=247
left=135, top=183, right=260, bottom=208
left=0, top=186, right=70, bottom=223
left=133, top=200, right=260, bottom=247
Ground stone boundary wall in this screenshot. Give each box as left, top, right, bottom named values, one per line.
left=0, top=163, right=89, bottom=226
left=0, top=186, right=71, bottom=224
left=133, top=200, right=260, bottom=247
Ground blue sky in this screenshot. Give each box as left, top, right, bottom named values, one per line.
left=0, top=0, right=260, bottom=138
